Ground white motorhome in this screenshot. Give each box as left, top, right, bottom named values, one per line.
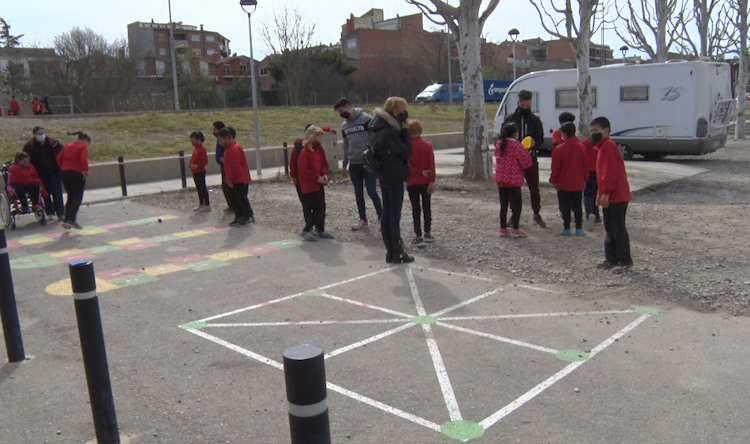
left=492, top=61, right=735, bottom=159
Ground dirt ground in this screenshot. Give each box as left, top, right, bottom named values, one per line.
left=135, top=139, right=750, bottom=316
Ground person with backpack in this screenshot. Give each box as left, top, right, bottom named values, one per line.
left=494, top=123, right=533, bottom=238
left=24, top=126, right=65, bottom=220
left=334, top=97, right=383, bottom=230
left=369, top=97, right=413, bottom=263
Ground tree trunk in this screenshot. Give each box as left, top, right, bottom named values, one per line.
left=696, top=0, right=709, bottom=58
left=656, top=0, right=669, bottom=62
left=573, top=5, right=594, bottom=139
left=735, top=0, right=748, bottom=139
left=458, top=0, right=491, bottom=179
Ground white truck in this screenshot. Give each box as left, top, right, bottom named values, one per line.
left=492, top=60, right=735, bottom=159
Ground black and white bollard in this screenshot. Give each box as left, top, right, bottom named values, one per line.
left=69, top=261, right=120, bottom=444
left=179, top=150, right=187, bottom=189
left=118, top=156, right=127, bottom=197
left=283, top=345, right=331, bottom=444
left=0, top=228, right=25, bottom=363
left=283, top=142, right=289, bottom=177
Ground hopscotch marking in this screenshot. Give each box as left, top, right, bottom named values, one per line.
left=181, top=265, right=654, bottom=440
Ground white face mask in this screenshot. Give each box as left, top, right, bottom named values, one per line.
left=35, top=134, right=46, bottom=143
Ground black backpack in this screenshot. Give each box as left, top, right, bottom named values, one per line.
left=362, top=143, right=382, bottom=173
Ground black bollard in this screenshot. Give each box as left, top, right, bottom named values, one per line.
left=283, top=345, right=331, bottom=444
left=283, top=142, right=289, bottom=177
left=179, top=151, right=187, bottom=189
left=69, top=261, right=120, bottom=444
left=0, top=228, right=25, bottom=363
left=118, top=156, right=127, bottom=197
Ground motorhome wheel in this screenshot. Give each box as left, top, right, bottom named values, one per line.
left=618, top=144, right=634, bottom=160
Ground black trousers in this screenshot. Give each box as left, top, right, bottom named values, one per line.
left=301, top=189, right=325, bottom=233
left=603, top=201, right=632, bottom=265
left=558, top=190, right=583, bottom=230
left=220, top=164, right=233, bottom=209
left=295, top=181, right=311, bottom=227
left=407, top=184, right=431, bottom=237
left=524, top=160, right=541, bottom=215
left=12, top=184, right=41, bottom=210
left=61, top=170, right=86, bottom=222
left=193, top=172, right=209, bottom=206
left=230, top=183, right=252, bottom=220
left=584, top=171, right=600, bottom=220
left=498, top=186, right=522, bottom=229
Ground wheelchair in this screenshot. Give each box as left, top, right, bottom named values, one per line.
left=1, top=161, right=47, bottom=230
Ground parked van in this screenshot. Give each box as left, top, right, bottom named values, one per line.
left=492, top=61, right=735, bottom=159
left=416, top=83, right=463, bottom=103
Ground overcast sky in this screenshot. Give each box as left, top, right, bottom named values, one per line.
left=4, top=0, right=632, bottom=59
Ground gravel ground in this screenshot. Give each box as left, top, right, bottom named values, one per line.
left=135, top=139, right=750, bottom=316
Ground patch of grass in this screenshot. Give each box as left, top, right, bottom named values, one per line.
left=0, top=104, right=499, bottom=163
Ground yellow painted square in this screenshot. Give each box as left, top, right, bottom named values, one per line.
left=154, top=215, right=178, bottom=221
left=173, top=230, right=208, bottom=239
left=96, top=278, right=121, bottom=293
left=45, top=277, right=120, bottom=296
left=48, top=248, right=86, bottom=258
left=143, top=263, right=187, bottom=276
left=78, top=228, right=110, bottom=236
left=18, top=236, right=53, bottom=246
left=208, top=250, right=251, bottom=262
left=109, top=237, right=143, bottom=246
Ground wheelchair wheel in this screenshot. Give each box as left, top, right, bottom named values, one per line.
left=35, top=208, right=47, bottom=226
left=0, top=191, right=11, bottom=229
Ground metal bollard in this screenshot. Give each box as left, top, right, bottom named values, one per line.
left=69, top=261, right=120, bottom=444
left=283, top=345, right=331, bottom=444
left=118, top=156, right=127, bottom=197
left=283, top=142, right=289, bottom=176
left=179, top=151, right=187, bottom=189
left=0, top=228, right=25, bottom=363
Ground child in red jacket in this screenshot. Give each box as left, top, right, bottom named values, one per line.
left=550, top=122, right=588, bottom=236
left=8, top=151, right=48, bottom=213
left=218, top=127, right=254, bottom=227
left=592, top=117, right=633, bottom=274
left=189, top=131, right=210, bottom=212
left=297, top=125, right=333, bottom=241
left=494, top=123, right=533, bottom=238
left=406, top=120, right=436, bottom=247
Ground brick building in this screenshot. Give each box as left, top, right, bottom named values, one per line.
left=214, top=55, right=261, bottom=85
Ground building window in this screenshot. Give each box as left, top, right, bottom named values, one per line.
left=159, top=48, right=167, bottom=56
left=224, top=64, right=231, bottom=75
left=241, top=64, right=247, bottom=76
left=191, top=34, right=201, bottom=42
left=259, top=67, right=268, bottom=77
left=193, top=48, right=202, bottom=56
left=531, top=49, right=546, bottom=61
left=206, top=49, right=216, bottom=56
left=158, top=33, right=165, bottom=42
left=620, top=85, right=649, bottom=102
left=556, top=88, right=597, bottom=108
left=206, top=35, right=215, bottom=42
left=347, top=39, right=357, bottom=49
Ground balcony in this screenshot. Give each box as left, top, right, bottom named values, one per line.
left=222, top=68, right=251, bottom=77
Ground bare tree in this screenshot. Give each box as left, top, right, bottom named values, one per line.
left=674, top=0, right=734, bottom=60
left=729, top=0, right=749, bottom=139
left=407, top=0, right=502, bottom=180
left=260, top=7, right=316, bottom=106
left=614, top=0, right=690, bottom=62
left=529, top=0, right=604, bottom=138
left=415, top=27, right=449, bottom=83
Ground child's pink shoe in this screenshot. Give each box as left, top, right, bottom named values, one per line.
left=499, top=228, right=510, bottom=237
left=510, top=229, right=528, bottom=238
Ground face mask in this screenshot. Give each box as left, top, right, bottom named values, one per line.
left=519, top=107, right=531, bottom=115
left=35, top=134, right=46, bottom=142
left=397, top=111, right=409, bottom=122
left=339, top=111, right=350, bottom=119
left=591, top=132, right=604, bottom=144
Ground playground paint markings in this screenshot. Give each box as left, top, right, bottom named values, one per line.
left=180, top=266, right=658, bottom=440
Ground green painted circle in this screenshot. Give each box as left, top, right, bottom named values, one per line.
left=556, top=349, right=590, bottom=362
left=441, top=420, right=485, bottom=440
left=180, top=321, right=206, bottom=330
left=410, top=316, right=437, bottom=325
left=304, top=289, right=326, bottom=297
left=633, top=306, right=661, bottom=315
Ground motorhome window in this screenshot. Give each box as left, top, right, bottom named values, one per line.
left=556, top=88, right=597, bottom=108
left=621, top=86, right=649, bottom=101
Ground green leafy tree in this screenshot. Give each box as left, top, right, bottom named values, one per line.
left=0, top=18, right=24, bottom=48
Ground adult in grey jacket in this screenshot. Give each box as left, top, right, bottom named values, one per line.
left=334, top=98, right=382, bottom=230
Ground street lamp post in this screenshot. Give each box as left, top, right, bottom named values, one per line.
left=620, top=45, right=629, bottom=61
left=240, top=0, right=262, bottom=178
left=446, top=30, right=452, bottom=103
left=508, top=28, right=520, bottom=81
left=168, top=0, right=180, bottom=110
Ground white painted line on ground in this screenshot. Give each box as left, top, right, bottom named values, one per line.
left=438, top=309, right=635, bottom=322
left=407, top=268, right=463, bottom=422
left=326, top=382, right=443, bottom=433
left=479, top=314, right=652, bottom=430
left=207, top=319, right=408, bottom=328
left=429, top=288, right=502, bottom=318
left=321, top=293, right=413, bottom=318
left=512, top=284, right=556, bottom=293
left=198, top=292, right=306, bottom=322
left=186, top=329, right=283, bottom=370
left=419, top=267, right=494, bottom=282
left=317, top=267, right=397, bottom=290
left=324, top=322, right=416, bottom=359
left=436, top=322, right=558, bottom=354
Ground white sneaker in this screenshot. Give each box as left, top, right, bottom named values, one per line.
left=351, top=219, right=369, bottom=230
left=586, top=214, right=595, bottom=232
left=193, top=205, right=203, bottom=212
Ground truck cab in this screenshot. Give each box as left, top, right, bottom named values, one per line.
left=416, top=83, right=463, bottom=103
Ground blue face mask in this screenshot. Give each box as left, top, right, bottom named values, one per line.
left=36, top=134, right=46, bottom=143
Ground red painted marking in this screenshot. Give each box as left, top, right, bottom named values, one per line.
left=165, top=254, right=208, bottom=265
left=101, top=222, right=130, bottom=230
left=6, top=239, right=23, bottom=249
left=260, top=302, right=271, bottom=306
left=47, top=231, right=80, bottom=239
left=201, top=226, right=232, bottom=233
left=123, top=241, right=159, bottom=251
left=238, top=245, right=280, bottom=255
left=58, top=253, right=97, bottom=263
left=97, top=267, right=139, bottom=280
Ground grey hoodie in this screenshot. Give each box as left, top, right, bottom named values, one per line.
left=341, top=108, right=373, bottom=167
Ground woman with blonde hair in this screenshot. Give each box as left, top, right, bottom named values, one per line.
left=369, top=96, right=413, bottom=263
left=297, top=125, right=333, bottom=241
